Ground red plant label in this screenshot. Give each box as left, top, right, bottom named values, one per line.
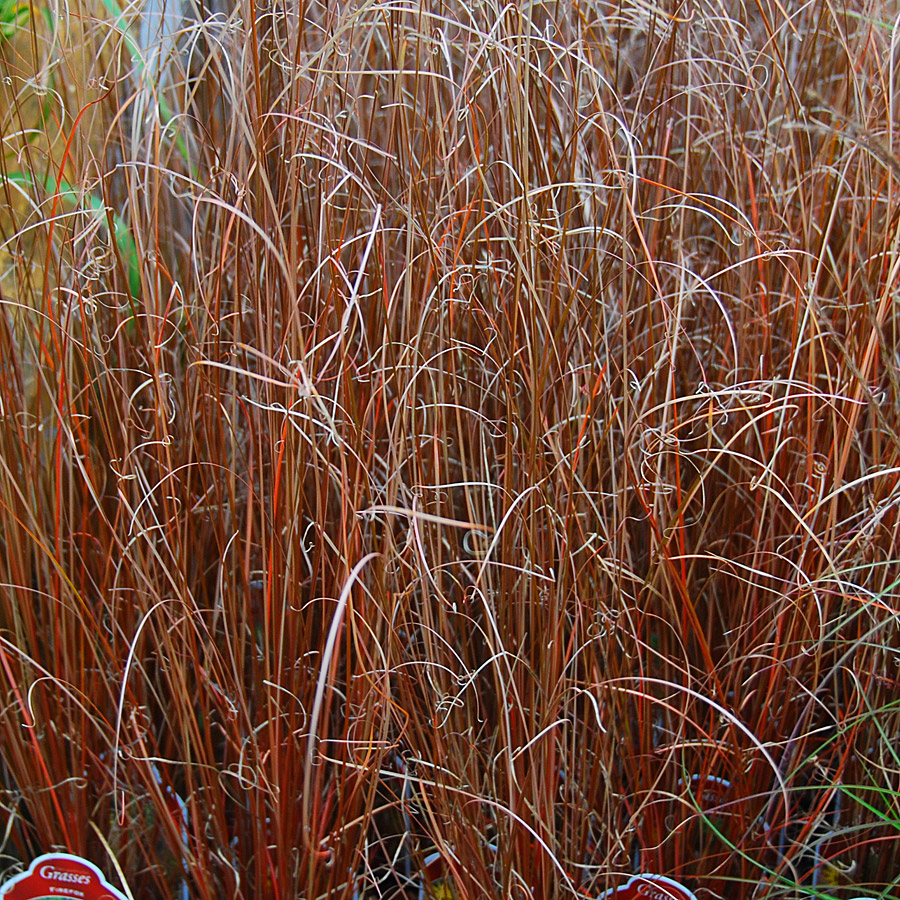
left=598, top=875, right=698, bottom=900
left=0, top=855, right=128, bottom=900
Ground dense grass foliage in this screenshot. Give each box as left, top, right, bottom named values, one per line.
left=1, top=0, right=899, bottom=898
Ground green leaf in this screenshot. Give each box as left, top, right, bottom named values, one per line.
left=3, top=170, right=141, bottom=298
left=0, top=0, right=30, bottom=40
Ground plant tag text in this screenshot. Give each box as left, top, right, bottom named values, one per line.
left=598, top=874, right=698, bottom=900
left=0, top=854, right=128, bottom=900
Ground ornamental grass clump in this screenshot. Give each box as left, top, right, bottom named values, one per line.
left=0, top=1, right=899, bottom=899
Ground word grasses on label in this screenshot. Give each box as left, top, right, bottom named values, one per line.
left=598, top=874, right=698, bottom=900
left=0, top=854, right=128, bottom=900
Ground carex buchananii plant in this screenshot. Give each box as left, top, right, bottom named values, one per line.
left=0, top=0, right=898, bottom=899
